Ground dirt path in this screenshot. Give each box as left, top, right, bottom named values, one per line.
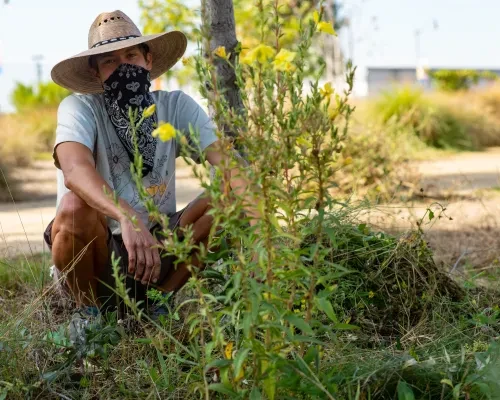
left=2, top=150, right=500, bottom=269
left=364, top=147, right=500, bottom=270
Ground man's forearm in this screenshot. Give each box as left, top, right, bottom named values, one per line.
left=64, top=163, right=135, bottom=223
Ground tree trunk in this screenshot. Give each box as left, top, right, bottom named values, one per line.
left=323, top=0, right=344, bottom=86
left=202, top=0, right=246, bottom=157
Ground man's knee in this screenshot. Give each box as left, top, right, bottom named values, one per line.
left=52, top=192, right=101, bottom=242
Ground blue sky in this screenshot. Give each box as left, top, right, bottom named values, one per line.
left=0, top=0, right=498, bottom=111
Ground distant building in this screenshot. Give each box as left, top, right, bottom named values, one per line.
left=366, top=67, right=500, bottom=96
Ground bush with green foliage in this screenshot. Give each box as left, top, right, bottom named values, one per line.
left=371, top=86, right=500, bottom=150
left=11, top=81, right=70, bottom=112
left=428, top=69, right=497, bottom=92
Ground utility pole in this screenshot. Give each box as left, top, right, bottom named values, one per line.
left=414, top=20, right=438, bottom=69
left=32, top=54, right=44, bottom=88
left=414, top=29, right=421, bottom=67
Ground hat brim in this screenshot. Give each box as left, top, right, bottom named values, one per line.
left=51, top=31, right=187, bottom=94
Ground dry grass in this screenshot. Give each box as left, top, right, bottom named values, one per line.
left=0, top=108, right=56, bottom=167
left=0, top=108, right=57, bottom=201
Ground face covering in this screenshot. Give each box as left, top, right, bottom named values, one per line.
left=103, top=63, right=157, bottom=177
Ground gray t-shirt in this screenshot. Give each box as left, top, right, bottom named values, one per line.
left=53, top=90, right=218, bottom=235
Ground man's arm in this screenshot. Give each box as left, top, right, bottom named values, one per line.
left=56, top=142, right=161, bottom=284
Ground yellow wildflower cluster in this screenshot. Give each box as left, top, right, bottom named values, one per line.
left=240, top=44, right=275, bottom=65
left=241, top=43, right=298, bottom=73
left=152, top=122, right=176, bottom=142
left=273, top=49, right=297, bottom=72
left=313, top=10, right=337, bottom=35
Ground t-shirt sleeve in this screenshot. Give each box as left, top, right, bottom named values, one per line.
left=53, top=94, right=97, bottom=169
left=174, top=92, right=218, bottom=162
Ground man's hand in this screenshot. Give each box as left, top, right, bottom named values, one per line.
left=120, top=216, right=161, bottom=285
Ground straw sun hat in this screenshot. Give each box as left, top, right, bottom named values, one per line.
left=51, top=10, right=187, bottom=94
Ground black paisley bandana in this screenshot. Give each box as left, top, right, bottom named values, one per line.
left=103, top=63, right=157, bottom=176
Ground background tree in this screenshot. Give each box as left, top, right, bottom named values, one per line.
left=200, top=0, right=246, bottom=154
left=10, top=81, right=70, bottom=112
left=139, top=0, right=346, bottom=87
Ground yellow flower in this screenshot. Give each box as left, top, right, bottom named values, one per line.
left=182, top=57, right=192, bottom=66
left=328, top=108, right=339, bottom=121
left=214, top=46, right=229, bottom=60
left=240, top=44, right=275, bottom=65
left=152, top=122, right=176, bottom=142
left=273, top=49, right=297, bottom=72
left=368, top=291, right=375, bottom=299
left=317, top=21, right=336, bottom=35
left=224, top=342, right=234, bottom=359
left=235, top=364, right=245, bottom=382
left=142, top=104, right=156, bottom=118
left=313, top=10, right=320, bottom=24
left=319, top=82, right=334, bottom=98
left=343, top=156, right=353, bottom=166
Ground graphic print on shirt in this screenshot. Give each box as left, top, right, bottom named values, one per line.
left=106, top=142, right=133, bottom=192
left=144, top=167, right=172, bottom=209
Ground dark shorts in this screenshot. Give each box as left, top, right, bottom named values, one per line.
left=44, top=206, right=189, bottom=311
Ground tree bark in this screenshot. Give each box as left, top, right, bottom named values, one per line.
left=202, top=0, right=246, bottom=157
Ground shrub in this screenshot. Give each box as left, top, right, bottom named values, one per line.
left=11, top=81, right=70, bottom=112
left=371, top=86, right=500, bottom=150
left=428, top=69, right=497, bottom=92
left=0, top=108, right=56, bottom=166
left=0, top=107, right=57, bottom=200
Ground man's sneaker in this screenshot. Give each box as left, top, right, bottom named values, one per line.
left=147, top=293, right=175, bottom=322
left=68, top=306, right=100, bottom=349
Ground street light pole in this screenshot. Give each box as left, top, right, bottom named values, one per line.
left=32, top=54, right=44, bottom=88
left=414, top=29, right=421, bottom=68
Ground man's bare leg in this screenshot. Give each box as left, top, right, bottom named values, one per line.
left=51, top=192, right=109, bottom=307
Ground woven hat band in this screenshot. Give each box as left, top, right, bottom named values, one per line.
left=91, top=35, right=140, bottom=49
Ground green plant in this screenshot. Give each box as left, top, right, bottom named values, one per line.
left=428, top=69, right=497, bottom=92
left=99, top=3, right=499, bottom=398
left=372, top=87, right=475, bottom=150
left=4, top=2, right=500, bottom=400
left=0, top=106, right=57, bottom=200
left=11, top=81, right=70, bottom=112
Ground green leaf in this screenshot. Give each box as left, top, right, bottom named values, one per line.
left=233, top=348, right=250, bottom=380
left=452, top=383, right=462, bottom=400
left=249, top=387, right=262, bottom=400
left=314, top=297, right=338, bottom=323
left=135, top=338, right=152, bottom=344
left=285, top=314, right=314, bottom=335
left=440, top=379, right=453, bottom=388
left=205, top=359, right=232, bottom=372
left=156, top=348, right=169, bottom=387
left=397, top=381, right=415, bottom=400
left=333, top=323, right=360, bottom=330
left=208, top=383, right=238, bottom=396
left=428, top=210, right=435, bottom=221
left=289, top=335, right=325, bottom=345
left=262, top=360, right=276, bottom=400
left=243, top=313, right=252, bottom=338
